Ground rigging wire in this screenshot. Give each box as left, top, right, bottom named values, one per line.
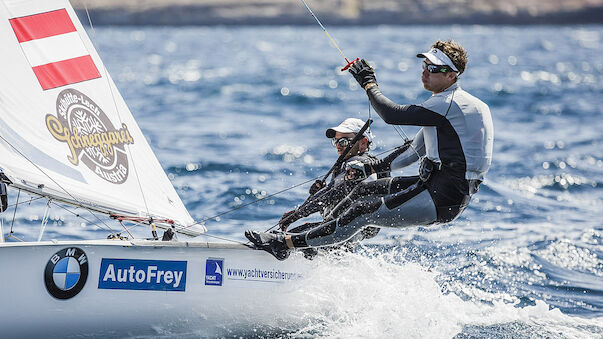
left=176, top=175, right=322, bottom=232
left=4, top=194, right=118, bottom=240
left=51, top=201, right=115, bottom=233
left=305, top=0, right=419, bottom=159
left=178, top=135, right=407, bottom=230
left=178, top=141, right=407, bottom=235
left=9, top=188, right=20, bottom=235
left=118, top=220, right=135, bottom=239
left=298, top=0, right=418, bottom=158
left=81, top=0, right=153, bottom=222
left=0, top=134, right=115, bottom=234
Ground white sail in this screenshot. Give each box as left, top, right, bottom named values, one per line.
left=0, top=0, right=204, bottom=234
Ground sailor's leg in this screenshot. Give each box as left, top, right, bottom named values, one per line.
left=322, top=179, right=438, bottom=233
left=286, top=176, right=437, bottom=249
left=358, top=176, right=437, bottom=228
left=370, top=190, right=437, bottom=228
left=331, top=179, right=437, bottom=230
left=287, top=221, right=322, bottom=234
left=324, top=179, right=386, bottom=220
left=326, top=176, right=419, bottom=219
left=289, top=196, right=384, bottom=248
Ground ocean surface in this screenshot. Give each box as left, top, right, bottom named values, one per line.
left=4, top=25, right=603, bottom=337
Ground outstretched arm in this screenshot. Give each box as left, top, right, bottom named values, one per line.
left=279, top=180, right=337, bottom=230
left=360, top=139, right=414, bottom=176
left=366, top=87, right=447, bottom=126
left=348, top=59, right=447, bottom=127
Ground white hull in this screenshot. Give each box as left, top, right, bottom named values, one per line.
left=0, top=239, right=310, bottom=337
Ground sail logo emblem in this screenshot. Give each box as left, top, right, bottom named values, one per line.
left=205, top=258, right=223, bottom=286
left=46, top=89, right=134, bottom=184
left=44, top=247, right=89, bottom=300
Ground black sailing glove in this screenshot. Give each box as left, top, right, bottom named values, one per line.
left=348, top=59, right=377, bottom=89
left=308, top=179, right=325, bottom=195
left=278, top=209, right=298, bottom=231
left=345, top=160, right=370, bottom=181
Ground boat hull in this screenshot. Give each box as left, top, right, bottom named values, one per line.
left=0, top=240, right=310, bottom=337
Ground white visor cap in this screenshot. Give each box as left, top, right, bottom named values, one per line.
left=326, top=118, right=372, bottom=141
left=417, top=48, right=459, bottom=73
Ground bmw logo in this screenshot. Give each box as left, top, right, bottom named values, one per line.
left=44, top=247, right=88, bottom=299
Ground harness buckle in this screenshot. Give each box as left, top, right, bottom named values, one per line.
left=419, top=158, right=441, bottom=182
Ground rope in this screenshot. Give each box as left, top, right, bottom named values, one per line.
left=176, top=175, right=322, bottom=232
left=9, top=189, right=20, bottom=234
left=118, top=220, right=135, bottom=239
left=5, top=195, right=43, bottom=210
left=37, top=200, right=51, bottom=242
left=82, top=0, right=95, bottom=35
left=5, top=194, right=118, bottom=240
left=300, top=0, right=348, bottom=60
left=197, top=232, right=251, bottom=246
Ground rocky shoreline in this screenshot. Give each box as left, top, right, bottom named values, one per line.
left=73, top=0, right=603, bottom=25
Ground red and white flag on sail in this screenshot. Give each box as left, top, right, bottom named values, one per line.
left=9, top=9, right=101, bottom=90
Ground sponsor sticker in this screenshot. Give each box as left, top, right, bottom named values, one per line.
left=225, top=266, right=302, bottom=283
left=205, top=258, right=223, bottom=286
left=98, top=259, right=186, bottom=292
left=44, top=247, right=89, bottom=299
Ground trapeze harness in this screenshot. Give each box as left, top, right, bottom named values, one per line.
left=288, top=82, right=494, bottom=248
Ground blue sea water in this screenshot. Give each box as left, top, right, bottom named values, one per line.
left=4, top=25, right=603, bottom=337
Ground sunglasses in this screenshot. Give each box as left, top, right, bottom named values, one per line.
left=331, top=137, right=354, bottom=148
left=422, top=61, right=455, bottom=74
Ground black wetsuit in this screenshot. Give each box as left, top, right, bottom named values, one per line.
left=285, top=144, right=415, bottom=251
left=283, top=151, right=391, bottom=240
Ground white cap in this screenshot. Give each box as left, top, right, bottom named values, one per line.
left=417, top=48, right=459, bottom=73
left=325, top=118, right=371, bottom=141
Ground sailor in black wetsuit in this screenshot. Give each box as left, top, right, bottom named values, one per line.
left=246, top=40, right=493, bottom=260
left=279, top=118, right=380, bottom=232
left=277, top=118, right=411, bottom=258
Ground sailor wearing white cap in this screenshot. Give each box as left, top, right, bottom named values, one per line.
left=245, top=117, right=415, bottom=259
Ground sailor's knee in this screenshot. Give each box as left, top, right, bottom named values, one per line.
left=354, top=197, right=382, bottom=214
left=306, top=220, right=337, bottom=240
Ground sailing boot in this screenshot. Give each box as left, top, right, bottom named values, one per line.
left=301, top=248, right=319, bottom=260
left=244, top=230, right=290, bottom=261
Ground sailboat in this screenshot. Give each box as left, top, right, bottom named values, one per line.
left=0, top=0, right=308, bottom=336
